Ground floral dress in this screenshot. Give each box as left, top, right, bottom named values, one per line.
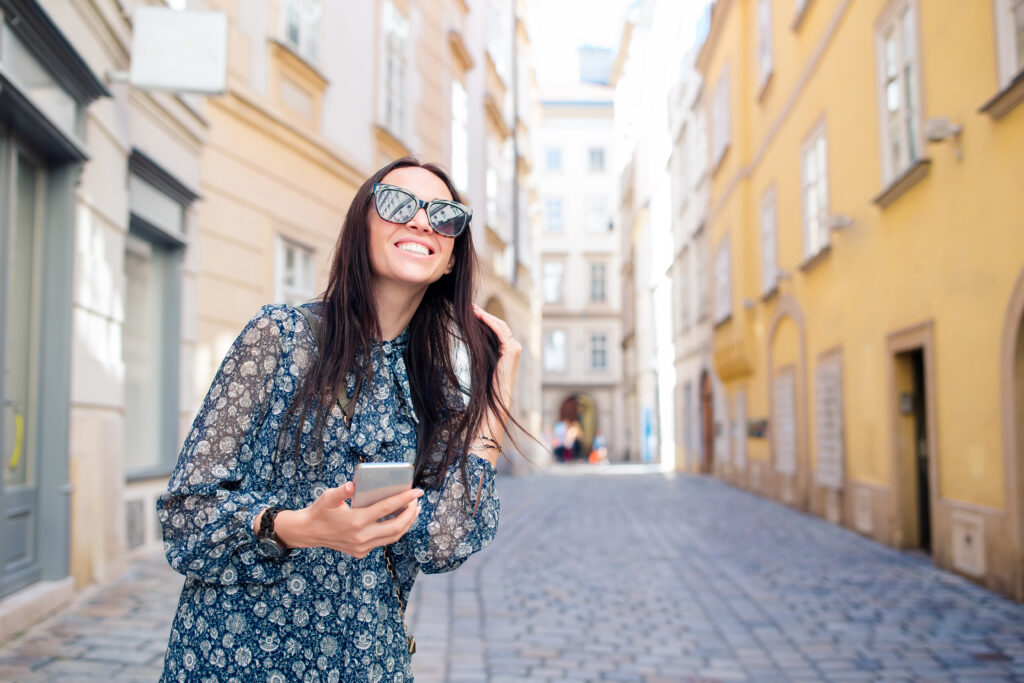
left=157, top=304, right=500, bottom=682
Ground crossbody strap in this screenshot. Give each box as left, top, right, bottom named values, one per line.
left=292, top=305, right=416, bottom=655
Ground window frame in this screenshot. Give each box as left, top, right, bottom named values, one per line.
left=542, top=329, right=567, bottom=373
left=711, top=63, right=731, bottom=170
left=800, top=121, right=830, bottom=261
left=589, top=332, right=608, bottom=371
left=589, top=261, right=607, bottom=303
left=280, top=0, right=322, bottom=64
left=713, top=235, right=732, bottom=325
left=379, top=0, right=410, bottom=139
left=275, top=235, right=316, bottom=307
left=994, top=0, right=1024, bottom=86
left=874, top=0, right=924, bottom=186
left=545, top=147, right=562, bottom=172
left=542, top=260, right=565, bottom=304
left=760, top=186, right=779, bottom=295
left=588, top=146, right=606, bottom=172
left=543, top=197, right=563, bottom=233
left=757, top=0, right=774, bottom=91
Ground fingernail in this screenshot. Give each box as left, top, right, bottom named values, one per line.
left=413, top=488, right=424, bottom=498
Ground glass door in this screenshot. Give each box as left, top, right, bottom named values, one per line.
left=1, top=138, right=44, bottom=597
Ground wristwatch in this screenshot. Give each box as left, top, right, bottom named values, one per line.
left=255, top=507, right=289, bottom=558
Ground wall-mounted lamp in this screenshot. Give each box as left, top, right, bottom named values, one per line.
left=777, top=269, right=792, bottom=281
left=742, top=298, right=756, bottom=310
left=925, top=117, right=963, bottom=160
left=829, top=214, right=853, bottom=231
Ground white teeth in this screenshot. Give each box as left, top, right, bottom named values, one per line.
left=397, top=242, right=429, bottom=255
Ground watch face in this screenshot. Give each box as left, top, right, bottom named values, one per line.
left=257, top=536, right=285, bottom=558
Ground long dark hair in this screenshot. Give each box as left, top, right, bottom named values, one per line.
left=282, top=157, right=517, bottom=490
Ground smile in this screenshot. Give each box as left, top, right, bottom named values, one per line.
left=396, top=241, right=433, bottom=256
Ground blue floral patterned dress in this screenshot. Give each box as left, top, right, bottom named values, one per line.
left=157, top=303, right=500, bottom=682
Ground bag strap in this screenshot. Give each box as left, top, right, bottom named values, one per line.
left=291, top=305, right=416, bottom=655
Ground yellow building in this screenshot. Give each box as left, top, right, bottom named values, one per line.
left=698, top=0, right=1024, bottom=600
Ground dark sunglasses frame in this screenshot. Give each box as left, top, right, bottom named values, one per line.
left=372, top=183, right=472, bottom=238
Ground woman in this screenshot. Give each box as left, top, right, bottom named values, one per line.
left=157, top=157, right=521, bottom=682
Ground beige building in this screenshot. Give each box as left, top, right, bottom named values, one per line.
left=0, top=0, right=206, bottom=642
left=536, top=76, right=624, bottom=462
left=0, top=0, right=540, bottom=642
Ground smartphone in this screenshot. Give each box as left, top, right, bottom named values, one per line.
left=351, top=462, right=414, bottom=510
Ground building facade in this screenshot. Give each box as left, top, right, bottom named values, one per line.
left=698, top=0, right=1024, bottom=600
left=0, top=0, right=540, bottom=642
left=537, top=77, right=624, bottom=463
left=0, top=0, right=206, bottom=642
left=667, top=44, right=716, bottom=475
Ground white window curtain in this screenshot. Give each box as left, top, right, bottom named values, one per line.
left=802, top=130, right=829, bottom=258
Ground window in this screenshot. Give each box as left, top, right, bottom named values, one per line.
left=546, top=147, right=562, bottom=171
left=994, top=0, right=1024, bottom=85
left=876, top=2, right=921, bottom=184
left=590, top=333, right=608, bottom=370
left=677, top=252, right=691, bottom=331
left=543, top=330, right=567, bottom=372
left=588, top=147, right=605, bottom=172
left=696, top=238, right=709, bottom=320
left=281, top=0, right=321, bottom=63
left=713, top=236, right=732, bottom=324
left=543, top=261, right=564, bottom=303
left=380, top=0, right=409, bottom=137
left=801, top=126, right=829, bottom=259
left=123, top=157, right=192, bottom=477
left=760, top=187, right=778, bottom=293
left=693, top=106, right=708, bottom=181
left=711, top=64, right=731, bottom=168
left=585, top=196, right=608, bottom=233
left=544, top=198, right=563, bottom=233
left=276, top=237, right=315, bottom=306
left=590, top=262, right=607, bottom=302
left=758, top=0, right=773, bottom=88
left=451, top=80, right=469, bottom=190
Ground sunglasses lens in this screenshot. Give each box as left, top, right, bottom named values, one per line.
left=375, top=186, right=418, bottom=223
left=427, top=202, right=467, bottom=237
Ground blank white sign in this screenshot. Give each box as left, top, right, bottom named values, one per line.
left=130, top=7, right=227, bottom=94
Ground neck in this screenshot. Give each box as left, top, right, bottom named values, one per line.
left=373, top=280, right=427, bottom=341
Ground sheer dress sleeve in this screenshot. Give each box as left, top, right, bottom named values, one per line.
left=397, top=446, right=500, bottom=575
left=157, top=305, right=293, bottom=586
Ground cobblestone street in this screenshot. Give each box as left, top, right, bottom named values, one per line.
left=1, top=471, right=1023, bottom=682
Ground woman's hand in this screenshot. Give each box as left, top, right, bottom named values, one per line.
left=472, top=303, right=522, bottom=451
left=270, top=483, right=423, bottom=558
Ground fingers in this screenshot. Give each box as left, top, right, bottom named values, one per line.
left=359, top=487, right=423, bottom=524
left=472, top=304, right=522, bottom=354
left=317, top=482, right=353, bottom=508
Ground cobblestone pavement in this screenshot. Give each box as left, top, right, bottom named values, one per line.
left=1, top=471, right=1023, bottom=682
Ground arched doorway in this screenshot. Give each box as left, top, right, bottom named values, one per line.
left=700, top=371, right=713, bottom=474
left=556, top=393, right=596, bottom=462
left=1001, top=266, right=1024, bottom=601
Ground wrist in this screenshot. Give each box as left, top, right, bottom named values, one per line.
left=273, top=508, right=311, bottom=549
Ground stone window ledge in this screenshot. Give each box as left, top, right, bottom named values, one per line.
left=799, top=243, right=832, bottom=273
left=979, top=70, right=1024, bottom=121
left=872, top=158, right=931, bottom=209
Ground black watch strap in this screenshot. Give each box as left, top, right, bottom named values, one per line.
left=258, top=507, right=286, bottom=548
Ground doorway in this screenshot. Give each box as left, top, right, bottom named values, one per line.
left=700, top=371, right=713, bottom=474
left=893, top=346, right=932, bottom=552
left=1, top=137, right=45, bottom=596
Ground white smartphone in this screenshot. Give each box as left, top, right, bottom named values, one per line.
left=351, top=462, right=414, bottom=510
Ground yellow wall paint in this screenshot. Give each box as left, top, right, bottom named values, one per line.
left=702, top=0, right=1024, bottom=512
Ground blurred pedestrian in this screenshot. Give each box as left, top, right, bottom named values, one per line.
left=157, top=157, right=522, bottom=681
left=566, top=419, right=582, bottom=462
left=590, top=429, right=608, bottom=465
left=552, top=419, right=567, bottom=462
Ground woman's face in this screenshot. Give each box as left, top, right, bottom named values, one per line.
left=368, top=166, right=458, bottom=294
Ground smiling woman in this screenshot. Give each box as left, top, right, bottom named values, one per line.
left=157, top=157, right=524, bottom=681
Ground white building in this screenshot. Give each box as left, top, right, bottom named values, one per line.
left=667, top=41, right=719, bottom=475
left=536, top=77, right=624, bottom=462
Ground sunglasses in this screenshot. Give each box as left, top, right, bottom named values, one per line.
left=372, top=183, right=472, bottom=238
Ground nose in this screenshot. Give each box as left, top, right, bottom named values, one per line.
left=407, top=206, right=432, bottom=233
